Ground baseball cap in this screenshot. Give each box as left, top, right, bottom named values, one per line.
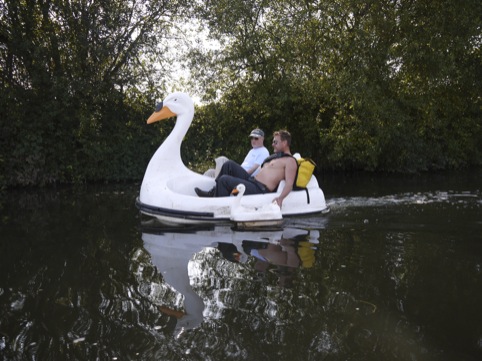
left=249, top=128, right=264, bottom=138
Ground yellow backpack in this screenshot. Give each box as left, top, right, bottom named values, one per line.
left=295, top=157, right=316, bottom=188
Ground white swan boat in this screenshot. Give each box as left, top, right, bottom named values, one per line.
left=136, top=92, right=329, bottom=227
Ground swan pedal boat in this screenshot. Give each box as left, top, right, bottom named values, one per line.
left=136, top=92, right=329, bottom=227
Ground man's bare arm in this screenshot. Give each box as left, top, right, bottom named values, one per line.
left=246, top=163, right=260, bottom=175
left=274, top=158, right=298, bottom=207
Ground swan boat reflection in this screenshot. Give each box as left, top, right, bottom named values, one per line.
left=141, top=224, right=319, bottom=334
left=136, top=92, right=329, bottom=227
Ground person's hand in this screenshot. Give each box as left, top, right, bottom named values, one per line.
left=273, top=197, right=283, bottom=208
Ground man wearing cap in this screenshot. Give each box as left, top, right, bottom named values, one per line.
left=241, top=128, right=270, bottom=176
left=195, top=128, right=269, bottom=197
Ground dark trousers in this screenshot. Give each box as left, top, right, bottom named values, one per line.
left=215, top=160, right=249, bottom=180
left=215, top=160, right=267, bottom=197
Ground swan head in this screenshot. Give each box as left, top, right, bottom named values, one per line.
left=231, top=183, right=246, bottom=198
left=146, top=92, right=194, bottom=124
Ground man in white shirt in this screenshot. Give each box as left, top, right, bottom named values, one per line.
left=195, top=128, right=269, bottom=197
left=241, top=128, right=270, bottom=176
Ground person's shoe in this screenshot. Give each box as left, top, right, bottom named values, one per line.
left=195, top=187, right=215, bottom=197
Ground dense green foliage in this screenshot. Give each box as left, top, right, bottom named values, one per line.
left=1, top=0, right=480, bottom=187
left=190, top=0, right=481, bottom=172
left=0, top=0, right=181, bottom=186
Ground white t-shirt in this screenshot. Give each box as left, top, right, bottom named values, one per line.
left=241, top=146, right=270, bottom=176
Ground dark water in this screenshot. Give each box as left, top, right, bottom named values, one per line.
left=0, top=170, right=481, bottom=361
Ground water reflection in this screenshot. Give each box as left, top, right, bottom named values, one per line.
left=141, top=222, right=319, bottom=336
left=1, top=175, right=480, bottom=360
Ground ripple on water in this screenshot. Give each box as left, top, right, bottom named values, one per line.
left=328, top=190, right=481, bottom=209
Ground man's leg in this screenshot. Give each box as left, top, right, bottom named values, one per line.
left=196, top=160, right=250, bottom=197
left=216, top=175, right=263, bottom=197
left=216, top=160, right=250, bottom=180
